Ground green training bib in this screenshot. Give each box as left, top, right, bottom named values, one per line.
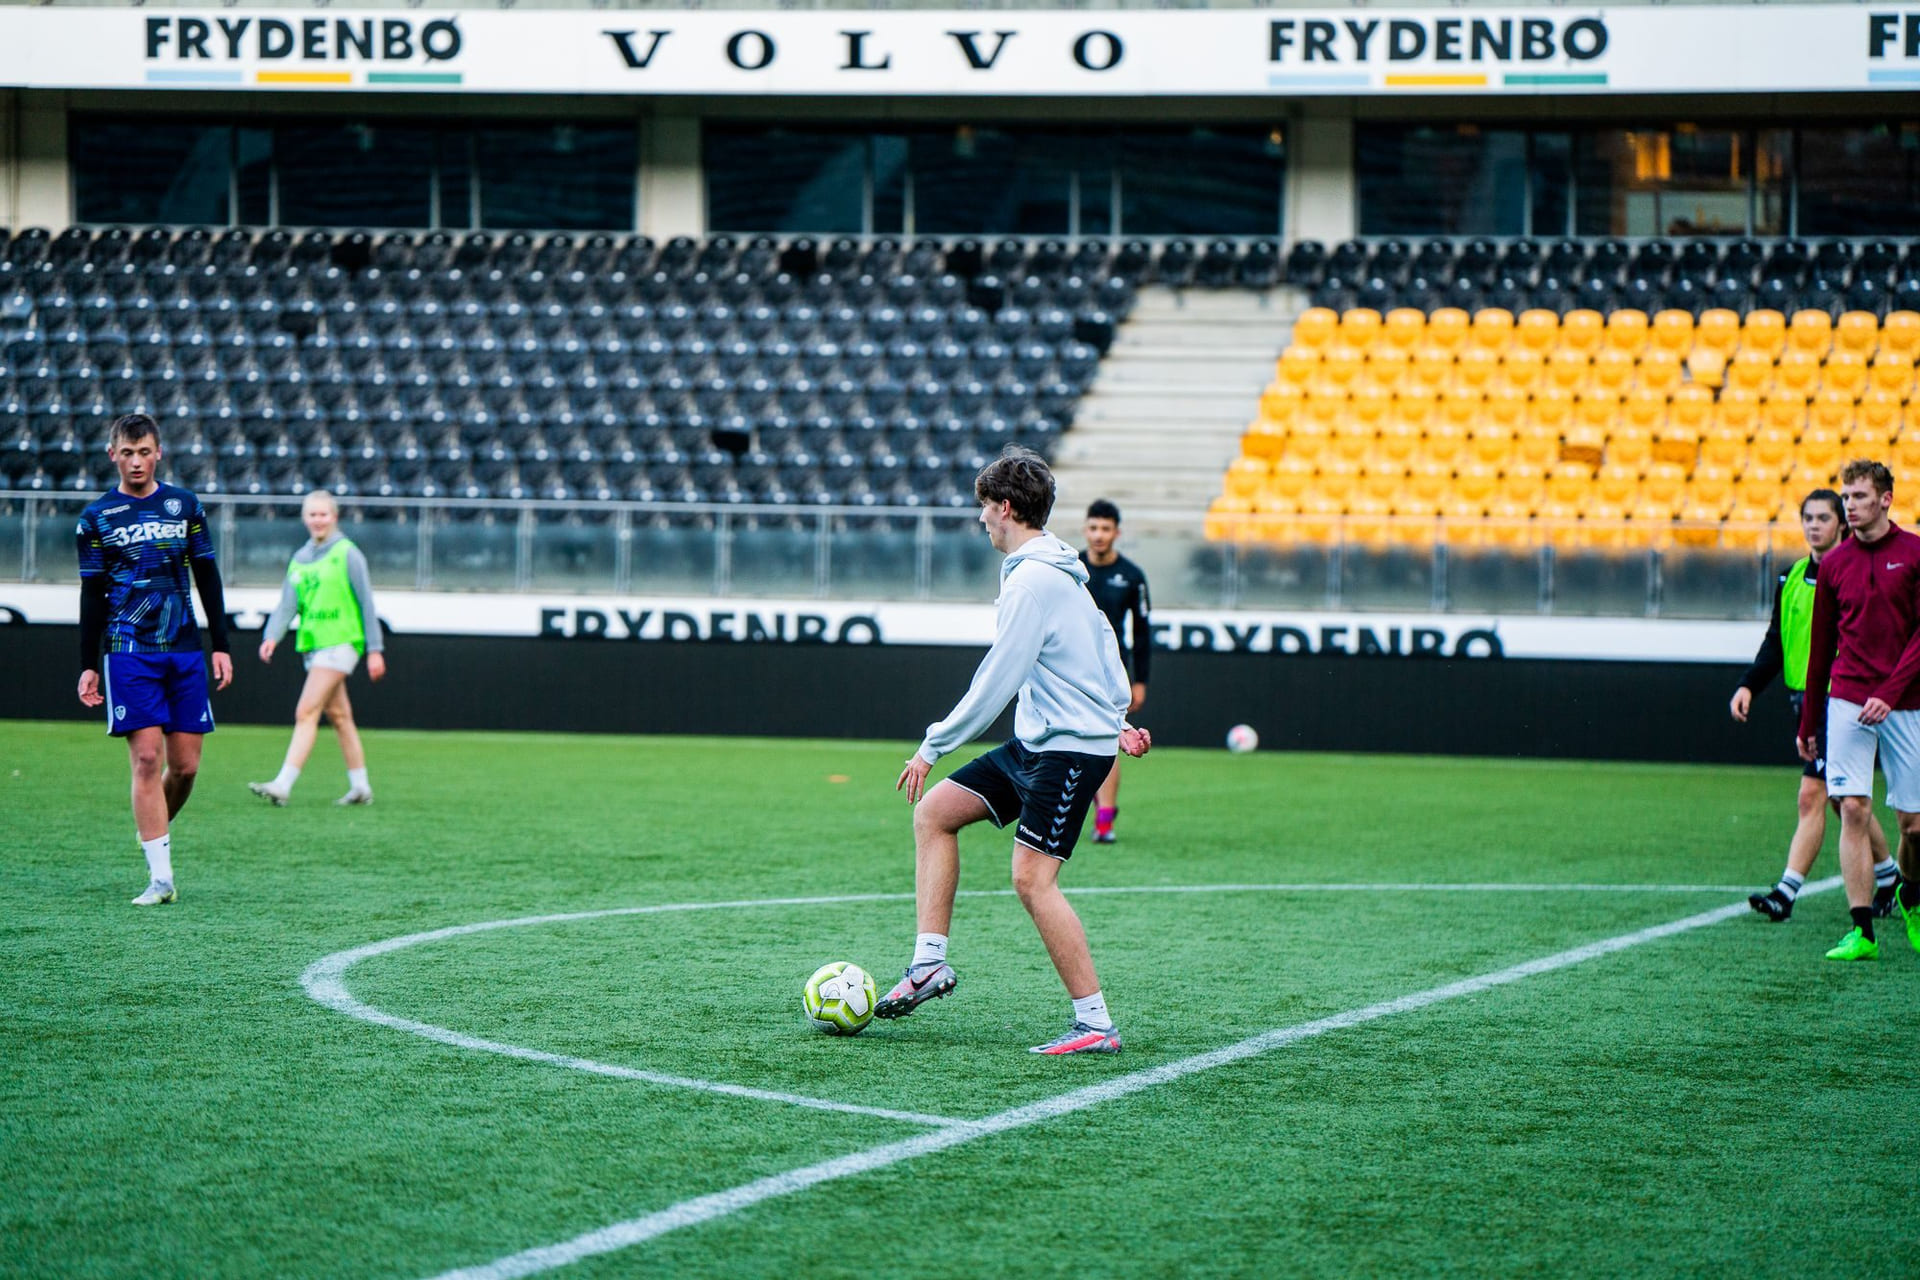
left=291, top=538, right=367, bottom=655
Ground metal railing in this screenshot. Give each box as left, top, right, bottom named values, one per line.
left=2, top=490, right=1785, bottom=619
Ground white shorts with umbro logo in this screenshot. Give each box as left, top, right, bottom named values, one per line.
left=1824, top=698, right=1920, bottom=811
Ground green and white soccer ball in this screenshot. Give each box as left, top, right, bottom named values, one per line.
left=803, top=961, right=877, bottom=1035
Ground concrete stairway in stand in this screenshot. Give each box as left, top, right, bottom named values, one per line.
left=1050, top=285, right=1304, bottom=527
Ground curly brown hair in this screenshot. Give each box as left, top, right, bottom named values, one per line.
left=974, top=445, right=1056, bottom=529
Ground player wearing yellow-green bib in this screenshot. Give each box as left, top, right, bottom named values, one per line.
left=249, top=491, right=387, bottom=807
left=1731, top=488, right=1900, bottom=921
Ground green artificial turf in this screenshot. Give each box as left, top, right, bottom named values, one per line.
left=1, top=720, right=1915, bottom=1279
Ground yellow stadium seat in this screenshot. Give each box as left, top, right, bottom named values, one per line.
left=1450, top=462, right=1500, bottom=511
left=1479, top=502, right=1537, bottom=548
left=1530, top=388, right=1575, bottom=434
left=1343, top=492, right=1395, bottom=547
left=1279, top=345, right=1318, bottom=388
left=1502, top=462, right=1547, bottom=508
left=1882, top=311, right=1920, bottom=362
left=1340, top=308, right=1384, bottom=350
left=1837, top=311, right=1881, bottom=358
left=1546, top=459, right=1594, bottom=503
left=1726, top=349, right=1775, bottom=394
left=1786, top=309, right=1834, bottom=360
left=1695, top=308, right=1742, bottom=357
left=1868, top=356, right=1915, bottom=402
left=1291, top=307, right=1338, bottom=351
left=1575, top=390, right=1620, bottom=435
left=1731, top=476, right=1783, bottom=519
left=1773, top=351, right=1823, bottom=400
left=1427, top=421, right=1469, bottom=466
left=1516, top=309, right=1560, bottom=355
left=1322, top=345, right=1367, bottom=388
left=1561, top=309, right=1605, bottom=355
left=1259, top=380, right=1304, bottom=425
left=1653, top=424, right=1699, bottom=469
left=1698, top=424, right=1746, bottom=471
left=1469, top=423, right=1512, bottom=467
left=1409, top=345, right=1455, bottom=394
left=1893, top=434, right=1920, bottom=477
left=1243, top=418, right=1288, bottom=461
left=1859, top=391, right=1905, bottom=440
left=1639, top=463, right=1688, bottom=514
left=1393, top=389, right=1439, bottom=431
left=1562, top=424, right=1606, bottom=467
left=1746, top=427, right=1796, bottom=478
left=1547, top=348, right=1590, bottom=393
left=1287, top=416, right=1332, bottom=464
left=1610, top=427, right=1655, bottom=471
left=1330, top=415, right=1375, bottom=465
left=1265, top=454, right=1317, bottom=500
left=1637, top=350, right=1684, bottom=393
left=1620, top=387, right=1666, bottom=433
left=1594, top=463, right=1639, bottom=507
left=1470, top=308, right=1515, bottom=353
left=1799, top=426, right=1846, bottom=477
left=1809, top=389, right=1855, bottom=437
left=1846, top=420, right=1892, bottom=458
left=1318, top=456, right=1363, bottom=504
left=1225, top=456, right=1270, bottom=499
left=1487, top=386, right=1528, bottom=429
left=1498, top=349, right=1545, bottom=393
left=1513, top=423, right=1562, bottom=469
left=1455, top=346, right=1501, bottom=393
left=1741, top=309, right=1788, bottom=359
left=1590, top=348, right=1637, bottom=395
left=1249, top=492, right=1298, bottom=542
left=1295, top=493, right=1343, bottom=545
left=1366, top=348, right=1413, bottom=391
left=1687, top=346, right=1729, bottom=389
left=1383, top=307, right=1427, bottom=354
left=1689, top=465, right=1735, bottom=512
left=1403, top=459, right=1452, bottom=508
left=1784, top=462, right=1836, bottom=495
left=1668, top=385, right=1713, bottom=433
left=1205, top=495, right=1255, bottom=541
left=1762, top=395, right=1807, bottom=436
left=1440, top=391, right=1482, bottom=434
left=1651, top=309, right=1696, bottom=357
left=1376, top=418, right=1422, bottom=467
left=1604, top=309, right=1651, bottom=357
left=1427, top=307, right=1470, bottom=351
left=1351, top=384, right=1393, bottom=428
left=1715, top=389, right=1763, bottom=437
left=1824, top=350, right=1869, bottom=400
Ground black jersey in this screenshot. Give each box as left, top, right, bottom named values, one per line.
left=1078, top=550, right=1151, bottom=683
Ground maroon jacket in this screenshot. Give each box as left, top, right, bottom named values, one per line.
left=1799, top=522, right=1920, bottom=741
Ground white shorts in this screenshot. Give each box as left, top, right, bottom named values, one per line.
left=1824, top=699, right=1920, bottom=811
left=302, top=643, right=362, bottom=675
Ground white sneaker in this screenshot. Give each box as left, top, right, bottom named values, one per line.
left=131, top=880, right=176, bottom=906
left=248, top=781, right=290, bottom=807
left=336, top=788, right=373, bottom=806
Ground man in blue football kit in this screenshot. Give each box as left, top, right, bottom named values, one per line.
left=76, top=414, right=233, bottom=905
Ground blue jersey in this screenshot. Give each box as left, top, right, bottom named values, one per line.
left=76, top=483, right=217, bottom=655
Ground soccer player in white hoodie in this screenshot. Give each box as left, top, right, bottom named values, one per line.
left=881, top=446, right=1153, bottom=1054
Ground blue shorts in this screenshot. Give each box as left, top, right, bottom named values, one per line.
left=101, top=651, right=216, bottom=738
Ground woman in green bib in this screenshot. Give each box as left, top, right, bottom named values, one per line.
left=249, top=491, right=386, bottom=807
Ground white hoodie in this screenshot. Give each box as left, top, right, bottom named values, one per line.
left=916, top=531, right=1132, bottom=765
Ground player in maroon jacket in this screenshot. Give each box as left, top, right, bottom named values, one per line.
left=1797, top=459, right=1920, bottom=960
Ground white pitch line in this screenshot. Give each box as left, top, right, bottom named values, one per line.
left=300, top=881, right=1773, bottom=1128
left=425, top=875, right=1843, bottom=1280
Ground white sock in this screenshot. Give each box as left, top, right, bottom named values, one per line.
left=1874, top=858, right=1898, bottom=886
left=1071, top=991, right=1113, bottom=1030
left=141, top=834, right=173, bottom=884
left=1776, top=870, right=1806, bottom=901
left=273, top=763, right=301, bottom=792
left=347, top=767, right=370, bottom=792
left=911, top=933, right=948, bottom=969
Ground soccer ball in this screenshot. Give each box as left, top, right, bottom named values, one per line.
left=803, top=961, right=877, bottom=1035
left=1226, top=724, right=1260, bottom=754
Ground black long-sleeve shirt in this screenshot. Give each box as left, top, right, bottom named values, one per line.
left=1078, top=550, right=1151, bottom=684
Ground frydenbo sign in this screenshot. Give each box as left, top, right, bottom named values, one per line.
left=0, top=7, right=1914, bottom=95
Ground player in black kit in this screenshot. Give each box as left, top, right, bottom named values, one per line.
left=1078, top=500, right=1151, bottom=844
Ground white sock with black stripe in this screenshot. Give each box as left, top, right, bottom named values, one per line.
left=1874, top=858, right=1898, bottom=888
left=1775, top=870, right=1806, bottom=902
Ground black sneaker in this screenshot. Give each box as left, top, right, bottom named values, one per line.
left=1872, top=874, right=1903, bottom=919
left=1748, top=890, right=1793, bottom=922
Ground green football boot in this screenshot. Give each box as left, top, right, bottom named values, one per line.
left=1891, top=887, right=1920, bottom=955
left=1824, top=927, right=1879, bottom=962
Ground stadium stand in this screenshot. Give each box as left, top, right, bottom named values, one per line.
left=1211, top=235, right=1920, bottom=550
left=0, top=226, right=1173, bottom=514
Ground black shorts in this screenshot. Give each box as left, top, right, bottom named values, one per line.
left=946, top=740, right=1113, bottom=861
left=1790, top=692, right=1826, bottom=780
